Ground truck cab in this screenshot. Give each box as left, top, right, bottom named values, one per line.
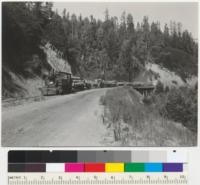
left=43, top=72, right=72, bottom=95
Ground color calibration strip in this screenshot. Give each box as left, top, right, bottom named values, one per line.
left=8, top=150, right=187, bottom=173
left=8, top=162, right=184, bottom=173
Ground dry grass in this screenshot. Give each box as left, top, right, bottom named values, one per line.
left=100, top=86, right=197, bottom=146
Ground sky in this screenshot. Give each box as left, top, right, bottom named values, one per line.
left=53, top=2, right=198, bottom=39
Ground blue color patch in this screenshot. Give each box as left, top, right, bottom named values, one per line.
left=144, top=163, right=163, bottom=172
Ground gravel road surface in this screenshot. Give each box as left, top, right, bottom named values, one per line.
left=2, top=88, right=108, bottom=147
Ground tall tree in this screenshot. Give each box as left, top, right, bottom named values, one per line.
left=127, top=13, right=134, bottom=36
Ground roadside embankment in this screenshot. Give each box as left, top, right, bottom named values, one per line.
left=100, top=86, right=196, bottom=146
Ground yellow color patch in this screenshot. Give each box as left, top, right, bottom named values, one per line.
left=105, top=163, right=124, bottom=172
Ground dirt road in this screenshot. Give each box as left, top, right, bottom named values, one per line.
left=2, top=88, right=108, bottom=146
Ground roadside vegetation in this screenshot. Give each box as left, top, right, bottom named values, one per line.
left=100, top=85, right=197, bottom=146
left=153, top=82, right=197, bottom=133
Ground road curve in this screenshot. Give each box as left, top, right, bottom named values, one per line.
left=2, top=88, right=108, bottom=147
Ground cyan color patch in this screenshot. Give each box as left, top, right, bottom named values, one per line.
left=144, top=163, right=163, bottom=172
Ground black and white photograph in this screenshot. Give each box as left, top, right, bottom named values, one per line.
left=2, top=2, right=198, bottom=147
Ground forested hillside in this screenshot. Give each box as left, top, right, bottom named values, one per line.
left=2, top=2, right=198, bottom=97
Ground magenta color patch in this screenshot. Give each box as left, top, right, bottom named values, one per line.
left=65, top=163, right=84, bottom=172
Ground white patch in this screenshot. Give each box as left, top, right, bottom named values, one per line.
left=146, top=63, right=185, bottom=87
left=46, top=163, right=65, bottom=172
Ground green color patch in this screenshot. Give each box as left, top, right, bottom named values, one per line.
left=124, top=163, right=145, bottom=172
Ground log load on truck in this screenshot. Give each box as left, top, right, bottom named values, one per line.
left=71, top=76, right=85, bottom=91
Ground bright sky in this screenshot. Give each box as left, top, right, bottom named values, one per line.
left=53, top=2, right=198, bottom=39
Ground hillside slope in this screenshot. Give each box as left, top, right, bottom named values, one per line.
left=2, top=68, right=44, bottom=99
left=146, top=63, right=185, bottom=87
left=2, top=43, right=70, bottom=99
left=134, top=62, right=197, bottom=88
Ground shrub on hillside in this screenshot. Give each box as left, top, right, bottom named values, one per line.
left=155, top=80, right=164, bottom=94
left=152, top=47, right=197, bottom=80
left=163, top=87, right=197, bottom=132
left=143, top=96, right=154, bottom=105
left=165, top=86, right=170, bottom=92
